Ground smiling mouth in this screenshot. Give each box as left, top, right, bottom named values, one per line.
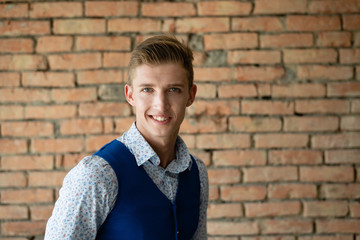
left=151, top=115, right=170, bottom=122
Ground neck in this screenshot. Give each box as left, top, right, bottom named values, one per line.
left=147, top=135, right=178, bottom=169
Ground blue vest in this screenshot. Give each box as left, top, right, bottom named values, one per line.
left=94, top=140, right=200, bottom=240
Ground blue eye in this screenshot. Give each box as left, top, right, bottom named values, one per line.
left=142, top=88, right=152, bottom=92
left=169, top=88, right=181, bottom=93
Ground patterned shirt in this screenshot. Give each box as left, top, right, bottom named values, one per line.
left=45, top=123, right=209, bottom=240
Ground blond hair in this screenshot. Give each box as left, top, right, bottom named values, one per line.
left=128, top=35, right=194, bottom=89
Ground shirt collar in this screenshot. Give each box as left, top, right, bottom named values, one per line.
left=118, top=122, right=192, bottom=173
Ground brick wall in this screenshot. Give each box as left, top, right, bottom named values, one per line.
left=0, top=0, right=359, bottom=239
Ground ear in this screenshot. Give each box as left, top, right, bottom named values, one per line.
left=125, top=84, right=135, bottom=106
left=186, top=84, right=197, bottom=107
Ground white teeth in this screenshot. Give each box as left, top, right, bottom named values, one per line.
left=153, top=116, right=168, bottom=121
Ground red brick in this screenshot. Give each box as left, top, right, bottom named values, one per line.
left=198, top=1, right=251, bottom=16
left=1, top=221, right=47, bottom=236
left=79, top=102, right=131, bottom=117
left=0, top=55, right=46, bottom=70
left=0, top=206, right=27, bottom=220
left=321, top=183, right=360, bottom=199
left=242, top=100, right=294, bottom=115
left=0, top=3, right=28, bottom=18
left=261, top=219, right=312, bottom=234
left=103, top=53, right=131, bottom=68
left=312, top=133, right=360, bottom=149
left=269, top=183, right=317, bottom=199
left=25, top=105, right=76, bottom=119
left=236, top=66, right=285, bottom=82
left=284, top=116, right=338, bottom=132
left=22, top=72, right=74, bottom=87
left=108, top=18, right=161, bottom=33
left=209, top=186, right=219, bottom=201
left=295, top=100, right=350, bottom=114
left=204, top=33, right=258, bottom=50
left=85, top=1, right=138, bottom=16
left=0, top=20, right=50, bottom=36
left=296, top=65, right=353, bottom=81
left=36, top=36, right=72, bottom=53
left=76, top=36, right=131, bottom=51
left=142, top=2, right=195, bottom=17
left=208, top=169, right=240, bottom=185
left=187, top=100, right=239, bottom=116
left=286, top=15, right=341, bottom=31
left=340, top=49, right=360, bottom=63
left=51, top=88, right=97, bottom=103
left=300, top=166, right=354, bottom=182
left=196, top=83, right=216, bottom=98
left=355, top=32, right=360, bottom=47
left=343, top=15, right=360, bottom=30
left=176, top=17, right=229, bottom=33
left=0, top=38, right=33, bottom=53
left=218, top=84, right=257, bottom=98
left=269, top=150, right=322, bottom=165
left=244, top=166, right=298, bottom=183
left=54, top=19, right=105, bottom=34
left=342, top=115, right=360, bottom=130
left=30, top=205, right=53, bottom=220
left=0, top=105, right=24, bottom=120
left=213, top=150, right=266, bottom=166
left=0, top=172, right=26, bottom=187
left=32, top=138, right=84, bottom=153
left=349, top=202, right=360, bottom=217
left=243, top=237, right=295, bottom=240
left=260, top=33, right=313, bottom=48
left=207, top=221, right=259, bottom=236
left=0, top=72, right=20, bottom=87
left=56, top=153, right=87, bottom=169
left=1, top=189, right=53, bottom=203
left=207, top=203, right=242, bottom=219
left=304, top=201, right=348, bottom=217
left=60, top=118, right=103, bottom=135
left=310, top=0, right=360, bottom=13
left=245, top=201, right=301, bottom=217
left=29, top=171, right=67, bottom=187
left=316, top=219, right=360, bottom=233
left=194, top=67, right=232, bottom=82
left=77, top=70, right=124, bottom=85
left=0, top=139, right=27, bottom=154
left=180, top=117, right=227, bottom=134
left=229, top=116, right=281, bottom=132
left=0, top=88, right=50, bottom=103
left=284, top=49, right=337, bottom=63
left=1, top=155, right=53, bottom=170
left=48, top=53, right=101, bottom=70
left=30, top=2, right=82, bottom=18
left=114, top=117, right=136, bottom=134
left=85, top=134, right=119, bottom=152
left=326, top=150, right=360, bottom=164
left=233, top=17, right=284, bottom=31
left=228, top=50, right=281, bottom=64
left=221, top=185, right=266, bottom=201
left=299, top=236, right=352, bottom=240
left=352, top=100, right=360, bottom=112
left=196, top=133, right=250, bottom=149
left=317, top=31, right=351, bottom=47
left=255, top=0, right=306, bottom=14
left=273, top=83, right=326, bottom=98
left=2, top=121, right=53, bottom=137
left=328, top=82, right=360, bottom=97
left=255, top=134, right=308, bottom=148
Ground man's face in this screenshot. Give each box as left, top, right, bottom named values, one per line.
left=125, top=63, right=196, bottom=143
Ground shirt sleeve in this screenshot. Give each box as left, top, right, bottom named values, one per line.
left=44, top=155, right=118, bottom=240
left=192, top=158, right=209, bottom=240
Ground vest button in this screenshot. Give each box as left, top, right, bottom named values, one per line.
left=177, top=231, right=180, bottom=235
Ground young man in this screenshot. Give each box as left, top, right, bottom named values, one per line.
left=45, top=35, right=209, bottom=240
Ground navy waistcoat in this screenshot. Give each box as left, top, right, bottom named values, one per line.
left=94, top=140, right=200, bottom=240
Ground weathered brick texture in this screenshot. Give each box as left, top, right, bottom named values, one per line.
left=0, top=0, right=359, bottom=238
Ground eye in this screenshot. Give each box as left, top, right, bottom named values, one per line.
left=169, top=87, right=181, bottom=93
left=142, top=88, right=153, bottom=93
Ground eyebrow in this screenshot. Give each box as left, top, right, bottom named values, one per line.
left=137, top=83, right=186, bottom=88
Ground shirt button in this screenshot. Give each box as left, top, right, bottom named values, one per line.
left=177, top=231, right=180, bottom=235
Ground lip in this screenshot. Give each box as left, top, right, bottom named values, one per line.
left=149, top=115, right=172, bottom=124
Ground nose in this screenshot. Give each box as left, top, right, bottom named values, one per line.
left=153, top=91, right=170, bottom=112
